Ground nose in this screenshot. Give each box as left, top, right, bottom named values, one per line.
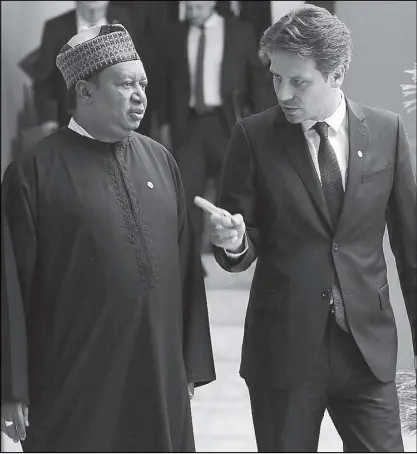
left=276, top=80, right=294, bottom=104
left=132, top=82, right=146, bottom=103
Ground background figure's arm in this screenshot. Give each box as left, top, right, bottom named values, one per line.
left=214, top=121, right=259, bottom=272
left=244, top=22, right=276, bottom=113
left=32, top=19, right=60, bottom=124
left=386, top=114, right=417, bottom=355
left=154, top=25, right=171, bottom=129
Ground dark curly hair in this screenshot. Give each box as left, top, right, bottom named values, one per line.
left=259, top=4, right=352, bottom=80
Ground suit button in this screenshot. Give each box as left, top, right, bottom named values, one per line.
left=333, top=242, right=339, bottom=251
left=321, top=289, right=330, bottom=299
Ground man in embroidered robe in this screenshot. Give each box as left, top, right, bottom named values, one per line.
left=1, top=24, right=215, bottom=452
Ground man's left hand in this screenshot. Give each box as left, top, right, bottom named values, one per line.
left=188, top=383, right=194, bottom=400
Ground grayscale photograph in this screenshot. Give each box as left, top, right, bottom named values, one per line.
left=1, top=1, right=416, bottom=452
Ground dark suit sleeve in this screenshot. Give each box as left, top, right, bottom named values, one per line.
left=33, top=19, right=61, bottom=123
left=154, top=26, right=172, bottom=126
left=214, top=121, right=259, bottom=272
left=243, top=23, right=275, bottom=113
left=146, top=0, right=170, bottom=34
left=386, top=114, right=417, bottom=354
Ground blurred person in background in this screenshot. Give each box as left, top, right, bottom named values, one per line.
left=157, top=0, right=272, bottom=275
left=1, top=24, right=215, bottom=452
left=163, top=1, right=237, bottom=23
left=223, top=2, right=337, bottom=112
left=225, top=2, right=335, bottom=43
left=200, top=4, right=416, bottom=452
left=33, top=1, right=156, bottom=138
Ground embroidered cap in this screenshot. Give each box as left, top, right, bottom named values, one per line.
left=56, top=23, right=140, bottom=90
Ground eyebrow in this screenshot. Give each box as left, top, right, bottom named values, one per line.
left=270, top=70, right=306, bottom=80
left=119, top=73, right=148, bottom=82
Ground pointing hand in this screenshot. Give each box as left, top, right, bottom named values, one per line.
left=194, top=196, right=246, bottom=252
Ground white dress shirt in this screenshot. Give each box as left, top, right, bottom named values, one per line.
left=68, top=117, right=96, bottom=139
left=188, top=12, right=224, bottom=108
left=76, top=10, right=107, bottom=33
left=301, top=93, right=349, bottom=190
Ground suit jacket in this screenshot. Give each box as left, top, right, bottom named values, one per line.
left=214, top=100, right=416, bottom=388
left=33, top=6, right=152, bottom=129
left=157, top=17, right=273, bottom=150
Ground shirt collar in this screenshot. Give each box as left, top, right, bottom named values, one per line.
left=192, top=11, right=222, bottom=30
left=68, top=117, right=96, bottom=139
left=302, top=93, right=347, bottom=134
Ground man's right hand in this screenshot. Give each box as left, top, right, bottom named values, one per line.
left=1, top=401, right=29, bottom=443
left=194, top=197, right=246, bottom=252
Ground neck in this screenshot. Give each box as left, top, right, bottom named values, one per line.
left=73, top=112, right=127, bottom=143
left=77, top=4, right=106, bottom=24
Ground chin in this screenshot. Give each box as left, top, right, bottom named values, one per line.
left=284, top=114, right=303, bottom=124
left=125, top=120, right=141, bottom=131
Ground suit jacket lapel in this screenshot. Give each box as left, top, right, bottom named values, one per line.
left=277, top=110, right=333, bottom=234
left=336, top=99, right=369, bottom=233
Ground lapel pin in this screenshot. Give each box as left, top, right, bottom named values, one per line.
left=147, top=181, right=154, bottom=189
left=357, top=150, right=363, bottom=158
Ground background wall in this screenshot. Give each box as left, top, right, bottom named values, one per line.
left=336, top=0, right=416, bottom=370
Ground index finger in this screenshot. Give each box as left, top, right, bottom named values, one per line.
left=193, top=196, right=224, bottom=216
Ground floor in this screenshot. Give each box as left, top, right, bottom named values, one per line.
left=2, top=253, right=415, bottom=452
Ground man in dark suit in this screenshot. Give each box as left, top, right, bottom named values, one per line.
left=158, top=0, right=272, bottom=266
left=33, top=1, right=155, bottom=137
left=198, top=5, right=416, bottom=452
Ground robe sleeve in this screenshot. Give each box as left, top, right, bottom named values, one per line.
left=171, top=157, right=216, bottom=387
left=1, top=162, right=37, bottom=405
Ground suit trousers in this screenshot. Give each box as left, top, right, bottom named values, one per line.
left=246, top=312, right=404, bottom=452
left=176, top=108, right=230, bottom=255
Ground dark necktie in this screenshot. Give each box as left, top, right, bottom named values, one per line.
left=194, top=25, right=208, bottom=114
left=313, top=122, right=350, bottom=333
left=313, top=122, right=344, bottom=228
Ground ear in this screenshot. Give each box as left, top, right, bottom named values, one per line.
left=74, top=80, right=95, bottom=104
left=330, top=66, right=345, bottom=88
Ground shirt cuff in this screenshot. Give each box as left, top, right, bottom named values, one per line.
left=224, top=234, right=248, bottom=258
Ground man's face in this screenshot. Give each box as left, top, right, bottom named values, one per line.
left=269, top=49, right=342, bottom=124
left=89, top=60, right=147, bottom=140
left=186, top=1, right=216, bottom=27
